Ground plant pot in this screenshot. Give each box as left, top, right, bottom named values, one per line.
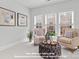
left=49, top=36, right=57, bottom=41
left=29, top=39, right=32, bottom=42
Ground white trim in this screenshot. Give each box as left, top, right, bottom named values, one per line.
left=54, top=14, right=58, bottom=36
left=58, top=13, right=61, bottom=36
left=34, top=16, right=36, bottom=25
left=45, top=14, right=47, bottom=25
left=72, top=11, right=74, bottom=28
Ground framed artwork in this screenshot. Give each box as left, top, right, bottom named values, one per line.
left=0, top=7, right=16, bottom=26
left=17, top=13, right=27, bottom=26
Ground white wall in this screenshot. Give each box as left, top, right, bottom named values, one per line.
left=0, top=0, right=30, bottom=48
left=31, top=0, right=79, bottom=29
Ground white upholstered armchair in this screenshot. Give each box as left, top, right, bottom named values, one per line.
left=33, top=27, right=45, bottom=45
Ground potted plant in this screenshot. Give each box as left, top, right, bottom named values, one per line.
left=48, top=31, right=56, bottom=40
left=49, top=31, right=55, bottom=36
left=27, top=31, right=33, bottom=42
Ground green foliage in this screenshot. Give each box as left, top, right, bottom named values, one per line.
left=48, top=31, right=56, bottom=36
left=27, top=31, right=33, bottom=42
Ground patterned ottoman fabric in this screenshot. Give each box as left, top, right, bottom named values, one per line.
left=39, top=42, right=61, bottom=59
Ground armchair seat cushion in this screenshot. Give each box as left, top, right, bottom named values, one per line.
left=33, top=27, right=45, bottom=45
left=35, top=36, right=45, bottom=38
left=59, top=37, right=72, bottom=44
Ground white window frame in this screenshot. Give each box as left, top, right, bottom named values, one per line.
left=59, top=11, right=74, bottom=36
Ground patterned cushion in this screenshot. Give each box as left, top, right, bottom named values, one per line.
left=64, top=29, right=78, bottom=38
left=36, top=28, right=45, bottom=36
left=64, top=31, right=72, bottom=38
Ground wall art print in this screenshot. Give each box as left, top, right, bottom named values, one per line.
left=0, top=7, right=16, bottom=26
left=17, top=13, right=27, bottom=27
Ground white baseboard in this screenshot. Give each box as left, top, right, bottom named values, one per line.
left=0, top=39, right=23, bottom=51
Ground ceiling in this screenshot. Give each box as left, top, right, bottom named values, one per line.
left=15, top=0, right=67, bottom=8
left=0, top=0, right=69, bottom=8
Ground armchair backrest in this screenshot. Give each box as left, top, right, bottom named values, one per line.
left=33, top=28, right=45, bottom=36
left=64, top=28, right=79, bottom=38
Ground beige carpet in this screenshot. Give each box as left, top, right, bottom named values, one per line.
left=0, top=42, right=43, bottom=59
left=0, top=41, right=79, bottom=59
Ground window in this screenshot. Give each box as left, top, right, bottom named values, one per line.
left=34, top=15, right=45, bottom=28
left=45, top=14, right=57, bottom=34
left=59, top=11, right=74, bottom=35
left=33, top=11, right=74, bottom=36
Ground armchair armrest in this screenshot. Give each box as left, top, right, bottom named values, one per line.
left=59, top=37, right=72, bottom=44
left=71, top=37, right=79, bottom=46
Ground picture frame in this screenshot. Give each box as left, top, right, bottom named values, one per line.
left=0, top=7, right=16, bottom=26
left=17, top=13, right=27, bottom=27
